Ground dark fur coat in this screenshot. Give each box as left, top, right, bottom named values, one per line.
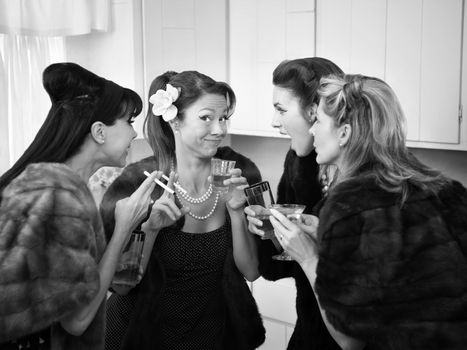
left=100, top=147, right=265, bottom=350
left=257, top=149, right=340, bottom=350
left=0, top=163, right=106, bottom=350
left=316, top=177, right=467, bottom=350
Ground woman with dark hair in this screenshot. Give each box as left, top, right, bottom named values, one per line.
left=245, top=57, right=343, bottom=350
left=101, top=70, right=265, bottom=350
left=270, top=74, right=467, bottom=349
left=0, top=62, right=171, bottom=350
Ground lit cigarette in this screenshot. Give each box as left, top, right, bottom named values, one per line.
left=161, top=174, right=187, bottom=194
left=143, top=171, right=175, bottom=194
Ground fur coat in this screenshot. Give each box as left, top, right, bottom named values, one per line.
left=256, top=149, right=340, bottom=350
left=100, top=147, right=265, bottom=350
left=0, top=163, right=106, bottom=350
left=316, top=177, right=467, bottom=350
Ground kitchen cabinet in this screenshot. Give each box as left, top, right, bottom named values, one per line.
left=229, top=0, right=316, bottom=137
left=229, top=0, right=466, bottom=150
left=316, top=0, right=465, bottom=149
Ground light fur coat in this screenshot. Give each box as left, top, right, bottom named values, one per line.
left=0, top=163, right=106, bottom=350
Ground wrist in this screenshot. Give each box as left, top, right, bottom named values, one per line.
left=226, top=202, right=245, bottom=213
left=300, top=257, right=318, bottom=276
left=141, top=221, right=160, bottom=235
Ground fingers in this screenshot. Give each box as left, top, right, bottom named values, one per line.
left=244, top=206, right=255, bottom=216
left=297, top=222, right=318, bottom=241
left=269, top=208, right=296, bottom=231
left=301, top=214, right=319, bottom=227
left=135, top=170, right=160, bottom=197
left=244, top=205, right=267, bottom=216
left=151, top=196, right=189, bottom=222
left=162, top=171, right=177, bottom=197
left=228, top=168, right=242, bottom=178
left=245, top=213, right=266, bottom=237
left=269, top=215, right=286, bottom=247
left=225, top=175, right=247, bottom=186
left=247, top=221, right=266, bottom=237
left=246, top=213, right=263, bottom=227
left=152, top=202, right=178, bottom=221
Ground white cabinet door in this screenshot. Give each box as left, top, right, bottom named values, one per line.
left=316, top=0, right=386, bottom=78
left=142, top=0, right=228, bottom=101
left=419, top=0, right=463, bottom=143
left=387, top=0, right=463, bottom=144
left=229, top=0, right=316, bottom=137
left=386, top=0, right=423, bottom=141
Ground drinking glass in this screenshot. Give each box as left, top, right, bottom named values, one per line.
left=244, top=181, right=275, bottom=239
left=270, top=204, right=306, bottom=261
left=211, top=158, right=236, bottom=193
left=113, top=230, right=145, bottom=285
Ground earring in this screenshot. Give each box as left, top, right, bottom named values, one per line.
left=339, top=142, right=343, bottom=147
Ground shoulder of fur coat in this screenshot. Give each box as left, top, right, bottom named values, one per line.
left=0, top=163, right=104, bottom=343
left=316, top=177, right=467, bottom=348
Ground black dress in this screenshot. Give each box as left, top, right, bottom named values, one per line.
left=257, top=149, right=340, bottom=350
left=156, top=221, right=230, bottom=349
left=102, top=147, right=265, bottom=350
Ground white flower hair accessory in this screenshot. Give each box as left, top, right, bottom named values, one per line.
left=149, top=83, right=180, bottom=121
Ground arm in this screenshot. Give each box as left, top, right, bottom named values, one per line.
left=107, top=172, right=188, bottom=296
left=269, top=210, right=366, bottom=350
left=300, top=259, right=366, bottom=350
left=225, top=169, right=260, bottom=281
left=60, top=220, right=134, bottom=335
left=229, top=206, right=260, bottom=281
left=60, top=171, right=161, bottom=335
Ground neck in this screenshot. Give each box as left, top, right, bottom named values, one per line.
left=64, top=150, right=102, bottom=182
left=175, top=151, right=211, bottom=194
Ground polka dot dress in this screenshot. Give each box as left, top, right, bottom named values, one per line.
left=154, top=220, right=231, bottom=350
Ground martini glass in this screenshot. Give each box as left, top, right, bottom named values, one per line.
left=270, top=204, right=306, bottom=261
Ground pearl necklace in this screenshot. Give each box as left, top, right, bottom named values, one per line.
left=176, top=188, right=220, bottom=221
left=175, top=182, right=213, bottom=204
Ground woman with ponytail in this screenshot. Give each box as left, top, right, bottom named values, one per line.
left=270, top=74, right=467, bottom=349
left=0, top=63, right=170, bottom=350
left=101, top=70, right=265, bottom=350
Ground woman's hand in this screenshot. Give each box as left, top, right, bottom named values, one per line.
left=114, top=170, right=161, bottom=234
left=144, top=171, right=189, bottom=233
left=269, top=209, right=320, bottom=265
left=222, top=168, right=249, bottom=211
left=244, top=205, right=269, bottom=238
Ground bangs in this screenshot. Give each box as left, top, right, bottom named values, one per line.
left=117, top=88, right=143, bottom=120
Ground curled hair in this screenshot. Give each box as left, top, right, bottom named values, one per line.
left=318, top=74, right=447, bottom=201
left=144, top=71, right=236, bottom=173
left=273, top=57, right=344, bottom=187
left=0, top=62, right=142, bottom=194
left=273, top=57, right=343, bottom=115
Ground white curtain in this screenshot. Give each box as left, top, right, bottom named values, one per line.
left=0, top=0, right=111, bottom=171
left=0, top=0, right=111, bottom=36
left=1, top=35, right=65, bottom=167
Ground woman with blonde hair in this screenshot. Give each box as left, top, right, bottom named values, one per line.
left=270, top=74, right=467, bottom=350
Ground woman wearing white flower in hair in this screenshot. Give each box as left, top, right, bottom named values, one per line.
left=100, top=71, right=265, bottom=350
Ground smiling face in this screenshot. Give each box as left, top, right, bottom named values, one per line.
left=101, top=115, right=137, bottom=167
left=176, top=93, right=230, bottom=159
left=272, top=86, right=314, bottom=157
left=309, top=99, right=345, bottom=167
